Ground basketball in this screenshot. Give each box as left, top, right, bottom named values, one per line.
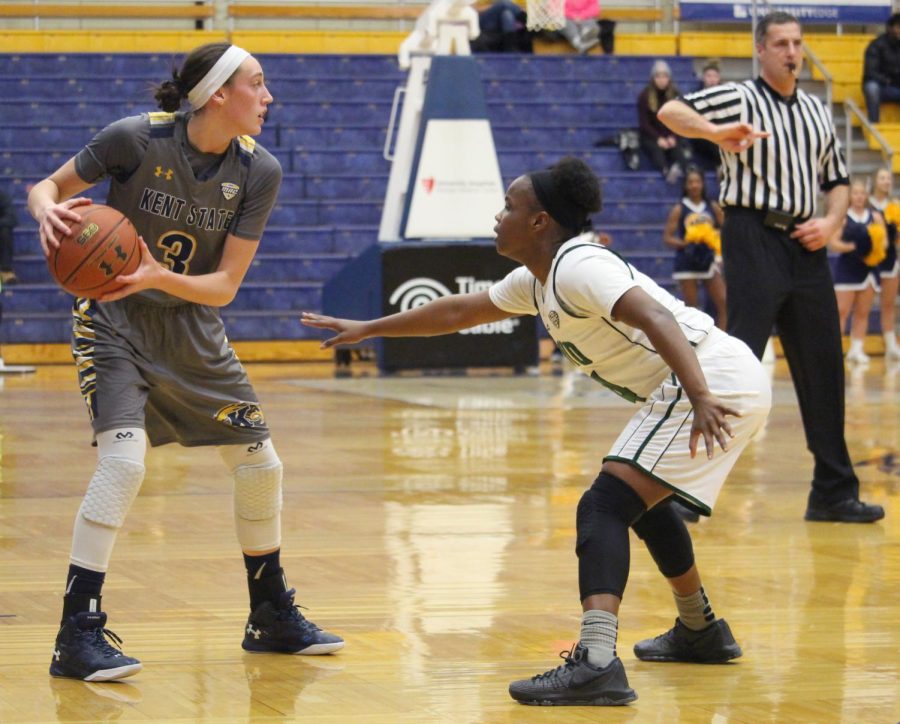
left=48, top=204, right=141, bottom=298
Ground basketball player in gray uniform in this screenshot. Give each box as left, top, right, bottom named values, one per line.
left=28, top=43, right=343, bottom=682
left=303, top=157, right=771, bottom=706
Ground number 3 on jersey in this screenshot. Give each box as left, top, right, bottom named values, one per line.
left=157, top=231, right=197, bottom=274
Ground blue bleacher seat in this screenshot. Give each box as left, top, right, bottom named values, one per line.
left=0, top=51, right=719, bottom=345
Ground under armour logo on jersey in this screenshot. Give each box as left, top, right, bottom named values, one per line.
left=247, top=441, right=264, bottom=454
left=154, top=166, right=174, bottom=180
left=221, top=182, right=240, bottom=200
left=246, top=624, right=262, bottom=639
left=116, top=431, right=134, bottom=440
left=548, top=310, right=560, bottom=329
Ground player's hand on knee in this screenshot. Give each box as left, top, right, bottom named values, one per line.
left=301, top=312, right=367, bottom=349
left=689, top=393, right=740, bottom=459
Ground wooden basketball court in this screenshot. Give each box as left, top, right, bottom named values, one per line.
left=0, top=357, right=897, bottom=721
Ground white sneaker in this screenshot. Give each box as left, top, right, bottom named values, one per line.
left=886, top=345, right=900, bottom=361
left=846, top=348, right=870, bottom=364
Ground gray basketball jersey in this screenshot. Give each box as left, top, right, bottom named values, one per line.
left=103, top=112, right=277, bottom=305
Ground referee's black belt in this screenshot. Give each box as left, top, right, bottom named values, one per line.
left=724, top=206, right=808, bottom=232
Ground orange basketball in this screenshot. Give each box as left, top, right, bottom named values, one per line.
left=49, top=204, right=141, bottom=299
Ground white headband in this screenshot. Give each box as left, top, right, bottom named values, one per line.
left=187, top=45, right=251, bottom=110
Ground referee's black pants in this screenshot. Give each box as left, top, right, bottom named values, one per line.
left=722, top=207, right=859, bottom=506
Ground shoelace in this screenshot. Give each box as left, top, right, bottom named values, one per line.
left=531, top=645, right=581, bottom=682
left=275, top=588, right=322, bottom=632
left=78, top=625, right=126, bottom=657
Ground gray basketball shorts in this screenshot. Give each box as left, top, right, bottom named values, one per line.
left=71, top=296, right=270, bottom=447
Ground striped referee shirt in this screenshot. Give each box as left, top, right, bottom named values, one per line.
left=681, top=78, right=849, bottom=220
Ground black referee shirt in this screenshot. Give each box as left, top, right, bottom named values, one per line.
left=681, top=77, right=850, bottom=220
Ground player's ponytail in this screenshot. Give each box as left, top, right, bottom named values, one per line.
left=153, top=71, right=186, bottom=112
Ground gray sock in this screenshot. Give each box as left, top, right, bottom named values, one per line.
left=579, top=609, right=618, bottom=668
left=674, top=586, right=715, bottom=631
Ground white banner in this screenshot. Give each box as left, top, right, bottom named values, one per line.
left=405, top=119, right=504, bottom=239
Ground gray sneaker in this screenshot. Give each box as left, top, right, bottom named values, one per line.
left=508, top=643, right=637, bottom=706
left=633, top=618, right=742, bottom=663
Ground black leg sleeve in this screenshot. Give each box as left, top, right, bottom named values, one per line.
left=631, top=499, right=696, bottom=578
left=576, top=472, right=647, bottom=601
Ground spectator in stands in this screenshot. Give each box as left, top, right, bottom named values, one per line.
left=0, top=184, right=17, bottom=287
left=637, top=60, right=688, bottom=184
left=863, top=12, right=900, bottom=123
left=829, top=179, right=886, bottom=364
left=471, top=0, right=533, bottom=53
left=560, top=0, right=600, bottom=54
left=663, top=167, right=727, bottom=329
left=689, top=61, right=724, bottom=172
left=868, top=167, right=900, bottom=360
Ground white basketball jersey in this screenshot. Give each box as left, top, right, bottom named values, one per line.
left=489, top=234, right=715, bottom=402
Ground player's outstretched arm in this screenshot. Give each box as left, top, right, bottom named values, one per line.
left=301, top=290, right=514, bottom=349
left=657, top=100, right=768, bottom=153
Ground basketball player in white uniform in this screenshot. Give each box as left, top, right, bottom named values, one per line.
left=303, top=156, right=771, bottom=706
left=28, top=43, right=343, bottom=683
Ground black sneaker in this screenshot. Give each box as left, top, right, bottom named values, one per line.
left=804, top=498, right=885, bottom=523
left=49, top=612, right=142, bottom=681
left=508, top=644, right=637, bottom=706
left=633, top=618, right=741, bottom=663
left=242, top=588, right=344, bottom=655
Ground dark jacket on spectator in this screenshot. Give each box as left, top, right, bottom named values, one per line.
left=863, top=33, right=900, bottom=87
left=637, top=85, right=678, bottom=141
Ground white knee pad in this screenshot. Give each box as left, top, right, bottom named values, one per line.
left=79, top=428, right=146, bottom=529
left=220, top=439, right=283, bottom=551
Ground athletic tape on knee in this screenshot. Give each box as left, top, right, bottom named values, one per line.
left=79, top=456, right=145, bottom=528
left=632, top=500, right=695, bottom=578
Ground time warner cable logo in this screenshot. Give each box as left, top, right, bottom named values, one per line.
left=388, top=277, right=521, bottom=335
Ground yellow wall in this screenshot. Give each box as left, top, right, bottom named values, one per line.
left=0, top=29, right=679, bottom=55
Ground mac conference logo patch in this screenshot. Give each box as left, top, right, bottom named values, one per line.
left=221, top=182, right=240, bottom=200
left=215, top=402, right=265, bottom=428
left=548, top=310, right=560, bottom=328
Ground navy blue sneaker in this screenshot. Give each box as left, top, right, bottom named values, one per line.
left=242, top=588, right=344, bottom=655
left=49, top=612, right=142, bottom=681
left=508, top=644, right=637, bottom=706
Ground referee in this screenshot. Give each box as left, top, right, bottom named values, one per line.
left=658, top=11, right=884, bottom=523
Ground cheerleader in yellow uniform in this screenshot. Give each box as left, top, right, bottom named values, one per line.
left=868, top=168, right=900, bottom=360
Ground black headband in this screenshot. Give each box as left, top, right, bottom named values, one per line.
left=529, top=170, right=588, bottom=233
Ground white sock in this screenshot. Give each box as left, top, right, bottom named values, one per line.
left=848, top=338, right=865, bottom=356
left=580, top=610, right=618, bottom=668
left=884, top=331, right=899, bottom=353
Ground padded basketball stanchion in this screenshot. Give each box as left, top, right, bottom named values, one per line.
left=399, top=54, right=504, bottom=239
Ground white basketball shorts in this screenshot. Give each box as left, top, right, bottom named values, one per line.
left=604, top=328, right=772, bottom=515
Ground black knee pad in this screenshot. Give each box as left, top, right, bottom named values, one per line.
left=631, top=498, right=696, bottom=578
left=575, top=472, right=647, bottom=601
